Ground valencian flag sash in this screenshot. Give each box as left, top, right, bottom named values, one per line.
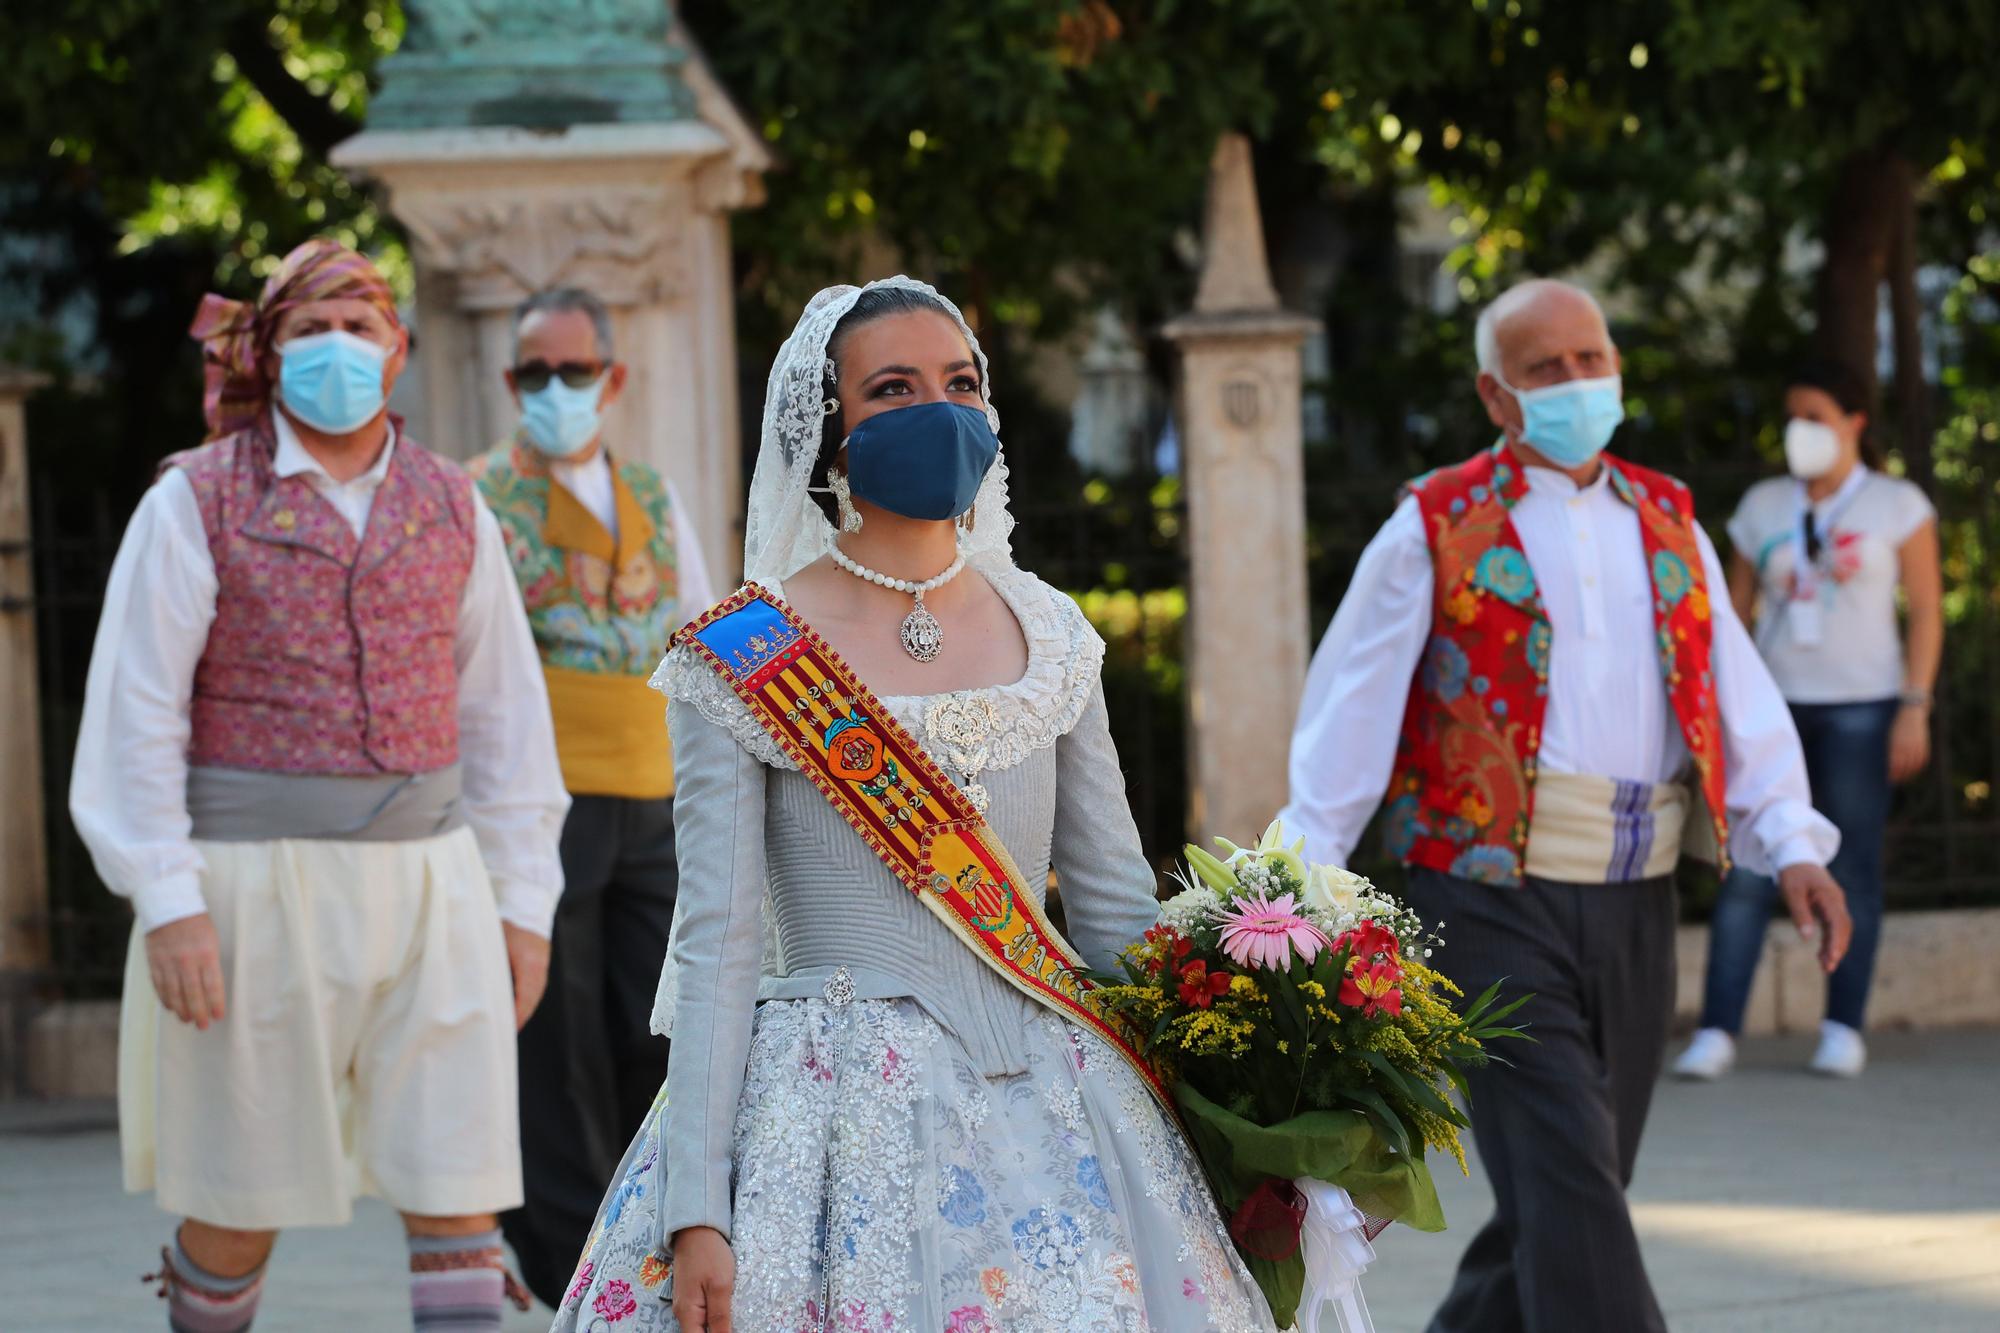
left=677, top=585, right=1175, bottom=1114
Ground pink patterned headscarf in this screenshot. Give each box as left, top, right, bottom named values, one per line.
left=187, top=237, right=401, bottom=440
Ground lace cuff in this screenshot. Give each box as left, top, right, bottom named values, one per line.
left=650, top=642, right=798, bottom=771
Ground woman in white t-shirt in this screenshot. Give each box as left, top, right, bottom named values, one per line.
left=1676, top=359, right=1942, bottom=1082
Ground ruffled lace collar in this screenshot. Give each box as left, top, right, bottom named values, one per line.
left=651, top=565, right=1104, bottom=782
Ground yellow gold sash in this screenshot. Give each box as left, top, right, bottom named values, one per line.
left=677, top=585, right=1173, bottom=1112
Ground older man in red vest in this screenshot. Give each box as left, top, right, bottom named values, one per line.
left=71, top=238, right=568, bottom=1331
left=1281, top=278, right=1851, bottom=1333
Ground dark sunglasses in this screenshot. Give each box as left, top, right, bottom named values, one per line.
left=512, top=360, right=606, bottom=392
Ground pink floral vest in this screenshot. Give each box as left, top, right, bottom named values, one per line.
left=166, top=421, right=477, bottom=775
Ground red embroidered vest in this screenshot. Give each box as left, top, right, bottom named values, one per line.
left=1384, top=443, right=1729, bottom=885
left=166, top=420, right=477, bottom=776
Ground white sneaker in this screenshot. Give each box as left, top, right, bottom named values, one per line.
left=1808, top=1021, right=1866, bottom=1077
left=1672, top=1028, right=1736, bottom=1081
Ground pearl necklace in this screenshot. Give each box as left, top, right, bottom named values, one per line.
left=828, top=544, right=965, bottom=662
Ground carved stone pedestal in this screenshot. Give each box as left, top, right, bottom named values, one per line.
left=335, top=93, right=767, bottom=584
left=1164, top=134, right=1319, bottom=844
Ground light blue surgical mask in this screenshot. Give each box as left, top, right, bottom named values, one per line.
left=1493, top=371, right=1625, bottom=468
left=277, top=330, right=390, bottom=435
left=520, top=374, right=608, bottom=459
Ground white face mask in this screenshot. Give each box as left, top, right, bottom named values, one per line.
left=1783, top=418, right=1842, bottom=480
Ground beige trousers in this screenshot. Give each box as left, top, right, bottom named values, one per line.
left=118, top=828, right=521, bottom=1229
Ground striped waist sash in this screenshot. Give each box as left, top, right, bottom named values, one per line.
left=1524, top=772, right=1693, bottom=884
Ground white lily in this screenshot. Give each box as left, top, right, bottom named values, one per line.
left=1214, top=818, right=1309, bottom=884
left=1183, top=843, right=1240, bottom=893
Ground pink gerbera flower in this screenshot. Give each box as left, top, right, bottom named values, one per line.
left=1217, top=893, right=1331, bottom=970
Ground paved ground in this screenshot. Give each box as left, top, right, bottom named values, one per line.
left=3, top=1028, right=1995, bottom=1331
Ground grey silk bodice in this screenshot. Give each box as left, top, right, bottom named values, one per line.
left=650, top=568, right=1165, bottom=1241
left=758, top=747, right=1069, bottom=1067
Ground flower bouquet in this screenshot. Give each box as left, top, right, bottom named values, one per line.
left=1087, top=822, right=1530, bottom=1328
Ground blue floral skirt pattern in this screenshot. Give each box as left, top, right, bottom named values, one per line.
left=552, top=997, right=1276, bottom=1332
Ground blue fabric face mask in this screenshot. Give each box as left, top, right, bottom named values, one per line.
left=278, top=330, right=390, bottom=435
left=1495, top=372, right=1625, bottom=468
left=842, top=401, right=998, bottom=521
left=520, top=374, right=607, bottom=459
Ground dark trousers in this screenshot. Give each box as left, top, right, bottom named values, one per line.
left=1402, top=867, right=1677, bottom=1333
left=1701, top=697, right=1896, bottom=1033
left=502, top=794, right=678, bottom=1309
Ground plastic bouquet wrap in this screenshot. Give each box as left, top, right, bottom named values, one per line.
left=1088, top=822, right=1530, bottom=1329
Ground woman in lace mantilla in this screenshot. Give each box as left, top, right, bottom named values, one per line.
left=553, top=278, right=1276, bottom=1333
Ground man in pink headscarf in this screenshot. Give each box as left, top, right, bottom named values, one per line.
left=70, top=237, right=570, bottom=1331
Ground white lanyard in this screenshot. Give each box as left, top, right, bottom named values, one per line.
left=1787, top=467, right=1867, bottom=645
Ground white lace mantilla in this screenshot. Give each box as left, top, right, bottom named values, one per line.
left=649, top=566, right=1106, bottom=781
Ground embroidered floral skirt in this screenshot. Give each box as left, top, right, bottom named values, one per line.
left=552, top=997, right=1276, bottom=1332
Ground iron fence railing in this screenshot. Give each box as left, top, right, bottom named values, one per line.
left=32, top=480, right=131, bottom=999
left=25, top=440, right=1999, bottom=1000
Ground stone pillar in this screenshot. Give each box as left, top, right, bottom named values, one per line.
left=1163, top=134, right=1319, bottom=844
left=0, top=367, right=50, bottom=972
left=332, top=6, right=769, bottom=586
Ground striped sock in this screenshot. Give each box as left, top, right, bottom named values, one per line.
left=408, top=1229, right=529, bottom=1330
left=150, top=1236, right=264, bottom=1333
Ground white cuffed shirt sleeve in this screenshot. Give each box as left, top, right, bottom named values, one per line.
left=1279, top=496, right=1434, bottom=867
left=1698, top=525, right=1841, bottom=873
left=667, top=480, right=719, bottom=620
left=68, top=470, right=218, bottom=934
left=455, top=495, right=571, bottom=936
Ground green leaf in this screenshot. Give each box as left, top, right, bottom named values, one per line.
left=1343, top=1086, right=1411, bottom=1156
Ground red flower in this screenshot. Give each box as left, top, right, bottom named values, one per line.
left=1176, top=960, right=1234, bottom=1009
left=1337, top=921, right=1401, bottom=967
left=1337, top=961, right=1404, bottom=1018
left=1143, top=925, right=1190, bottom=977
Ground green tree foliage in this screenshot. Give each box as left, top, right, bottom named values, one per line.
left=5, top=0, right=399, bottom=280
left=4, top=1, right=1995, bottom=902
left=1293, top=0, right=2000, bottom=464
left=2, top=0, right=400, bottom=502
left=678, top=0, right=1340, bottom=337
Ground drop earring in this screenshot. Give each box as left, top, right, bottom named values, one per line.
left=830, top=469, right=862, bottom=534
left=957, top=502, right=977, bottom=535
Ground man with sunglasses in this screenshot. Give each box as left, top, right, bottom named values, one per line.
left=468, top=286, right=715, bottom=1306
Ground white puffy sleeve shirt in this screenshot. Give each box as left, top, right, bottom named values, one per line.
left=70, top=419, right=571, bottom=936
left=1279, top=464, right=1839, bottom=877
